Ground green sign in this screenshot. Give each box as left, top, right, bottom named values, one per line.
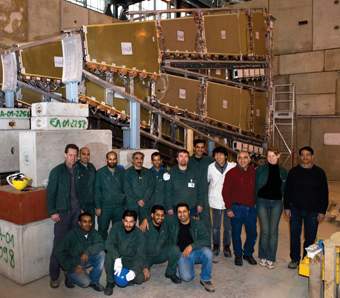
left=49, top=118, right=87, bottom=129
left=0, top=109, right=30, bottom=119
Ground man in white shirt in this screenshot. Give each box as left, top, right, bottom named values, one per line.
left=207, top=146, right=236, bottom=257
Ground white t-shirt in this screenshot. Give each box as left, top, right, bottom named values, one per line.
left=207, top=161, right=237, bottom=210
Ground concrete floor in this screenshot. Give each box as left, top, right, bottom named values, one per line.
left=1, top=182, right=339, bottom=298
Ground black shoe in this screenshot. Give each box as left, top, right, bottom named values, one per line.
left=165, top=273, right=182, bottom=284
left=243, top=255, right=257, bottom=265
left=288, top=260, right=299, bottom=269
left=90, top=282, right=104, bottom=292
left=234, top=256, right=243, bottom=266
left=50, top=278, right=60, bottom=289
left=200, top=280, right=215, bottom=292
left=212, top=245, right=219, bottom=256
left=64, top=276, right=75, bottom=288
left=104, top=283, right=114, bottom=296
left=223, top=246, right=232, bottom=258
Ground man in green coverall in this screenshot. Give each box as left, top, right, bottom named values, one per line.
left=189, top=139, right=214, bottom=238
left=76, top=147, right=96, bottom=217
left=124, top=151, right=154, bottom=228
left=56, top=212, right=105, bottom=291
left=95, top=151, right=126, bottom=240
left=166, top=149, right=204, bottom=217
left=143, top=205, right=181, bottom=283
left=104, top=210, right=149, bottom=296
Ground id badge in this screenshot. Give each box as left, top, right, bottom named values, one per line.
left=188, top=182, right=195, bottom=188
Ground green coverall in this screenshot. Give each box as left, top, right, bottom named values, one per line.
left=148, top=166, right=169, bottom=211
left=105, top=222, right=146, bottom=285
left=124, top=166, right=155, bottom=220
left=95, top=166, right=126, bottom=240
left=144, top=219, right=180, bottom=276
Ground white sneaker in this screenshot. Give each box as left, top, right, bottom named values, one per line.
left=266, top=260, right=275, bottom=269
left=259, top=258, right=267, bottom=267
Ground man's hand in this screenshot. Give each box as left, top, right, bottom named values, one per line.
left=137, top=200, right=145, bottom=207
left=197, top=205, right=203, bottom=214
left=143, top=268, right=150, bottom=281
left=139, top=218, right=149, bottom=232
left=317, top=213, right=325, bottom=223
left=182, top=245, right=193, bottom=257
left=51, top=213, right=60, bottom=222
left=95, top=208, right=102, bottom=217
left=74, top=265, right=84, bottom=274
left=284, top=209, right=291, bottom=218
left=167, top=209, right=174, bottom=216
left=80, top=253, right=88, bottom=265
left=226, top=210, right=235, bottom=218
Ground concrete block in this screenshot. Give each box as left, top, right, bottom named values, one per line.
left=290, top=72, right=338, bottom=94
left=296, top=94, right=336, bottom=116
left=0, top=130, right=22, bottom=173
left=313, top=0, right=340, bottom=50
left=271, top=0, right=313, bottom=54
left=325, top=49, right=340, bottom=71
left=61, top=0, right=88, bottom=30
left=0, top=119, right=30, bottom=130
left=31, top=116, right=88, bottom=130
left=0, top=108, right=30, bottom=119
left=19, top=130, right=112, bottom=187
left=31, top=102, right=89, bottom=117
left=0, top=218, right=53, bottom=284
left=113, top=149, right=158, bottom=169
left=279, top=51, right=324, bottom=75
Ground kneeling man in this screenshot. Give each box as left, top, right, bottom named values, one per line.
left=56, top=212, right=105, bottom=292
left=104, top=210, right=149, bottom=296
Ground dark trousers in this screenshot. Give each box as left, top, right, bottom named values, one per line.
left=230, top=204, right=257, bottom=257
left=146, top=246, right=181, bottom=276
left=290, top=207, right=319, bottom=262
left=98, top=207, right=124, bottom=240
left=212, top=208, right=231, bottom=248
left=49, top=208, right=80, bottom=281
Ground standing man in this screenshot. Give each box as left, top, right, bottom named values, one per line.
left=166, top=149, right=203, bottom=217
left=104, top=210, right=148, bottom=296
left=148, top=152, right=169, bottom=210
left=76, top=147, right=96, bottom=217
left=207, top=146, right=236, bottom=257
left=56, top=212, right=105, bottom=291
left=284, top=146, right=328, bottom=269
left=168, top=203, right=215, bottom=292
left=189, top=140, right=214, bottom=236
left=95, top=151, right=126, bottom=240
left=124, top=152, right=154, bottom=223
left=222, top=151, right=257, bottom=266
left=144, top=205, right=181, bottom=283
left=47, top=144, right=81, bottom=288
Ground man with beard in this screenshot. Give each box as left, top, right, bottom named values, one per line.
left=76, top=147, right=96, bottom=217
left=104, top=210, right=148, bottom=296
left=143, top=205, right=181, bottom=283
left=95, top=151, right=126, bottom=240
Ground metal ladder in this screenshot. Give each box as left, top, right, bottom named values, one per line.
left=271, top=83, right=296, bottom=168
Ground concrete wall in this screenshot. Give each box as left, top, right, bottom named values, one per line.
left=0, top=0, right=114, bottom=46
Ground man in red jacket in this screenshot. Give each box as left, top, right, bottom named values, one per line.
left=222, top=151, right=257, bottom=266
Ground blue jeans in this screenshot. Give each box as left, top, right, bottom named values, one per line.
left=257, top=199, right=282, bottom=262
left=178, top=247, right=212, bottom=282
left=230, top=204, right=257, bottom=257
left=212, top=208, right=231, bottom=247
left=290, top=207, right=319, bottom=262
left=68, top=251, right=105, bottom=287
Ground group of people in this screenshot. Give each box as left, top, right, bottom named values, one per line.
left=47, top=140, right=329, bottom=295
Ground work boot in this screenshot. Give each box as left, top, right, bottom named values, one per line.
left=64, top=275, right=75, bottom=288
left=104, top=282, right=114, bottom=296
left=212, top=244, right=219, bottom=256
left=223, top=245, right=232, bottom=258
left=200, top=280, right=215, bottom=293
left=288, top=260, right=299, bottom=269
left=165, top=273, right=182, bottom=284
left=50, top=278, right=60, bottom=289
left=243, top=255, right=257, bottom=265
left=90, top=282, right=104, bottom=292
left=234, top=256, right=243, bottom=266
